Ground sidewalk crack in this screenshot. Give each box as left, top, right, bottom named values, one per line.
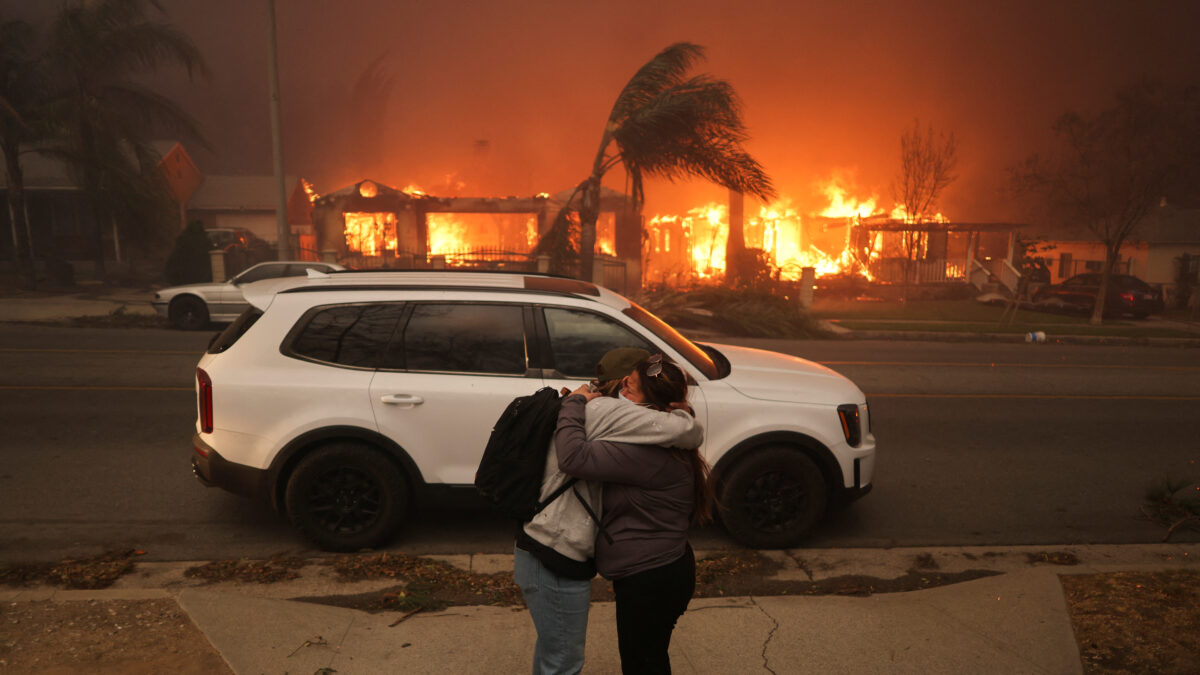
left=749, top=596, right=780, bottom=675
left=785, top=550, right=814, bottom=580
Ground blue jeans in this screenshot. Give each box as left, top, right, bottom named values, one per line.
left=514, top=546, right=592, bottom=675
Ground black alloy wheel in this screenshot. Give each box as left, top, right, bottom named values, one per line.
left=169, top=296, right=210, bottom=330
left=719, top=446, right=827, bottom=549
left=285, top=442, right=409, bottom=552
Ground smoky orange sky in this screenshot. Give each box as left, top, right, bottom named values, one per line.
left=138, top=0, right=1200, bottom=222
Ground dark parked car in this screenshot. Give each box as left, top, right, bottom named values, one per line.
left=1033, top=273, right=1164, bottom=318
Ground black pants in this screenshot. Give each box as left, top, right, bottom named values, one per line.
left=611, top=545, right=696, bottom=675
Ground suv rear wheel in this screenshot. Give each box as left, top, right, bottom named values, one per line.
left=719, top=446, right=827, bottom=549
left=284, top=442, right=409, bottom=551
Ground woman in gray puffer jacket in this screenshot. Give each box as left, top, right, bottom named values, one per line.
left=557, top=354, right=713, bottom=675
left=514, top=348, right=702, bottom=675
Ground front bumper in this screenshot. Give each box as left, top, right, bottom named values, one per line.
left=192, top=432, right=269, bottom=499
left=152, top=301, right=169, bottom=319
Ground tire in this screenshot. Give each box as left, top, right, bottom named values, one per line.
left=284, top=442, right=410, bottom=552
left=169, top=296, right=210, bottom=330
left=718, top=446, right=828, bottom=549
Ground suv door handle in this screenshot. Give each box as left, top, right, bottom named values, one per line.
left=380, top=394, right=424, bottom=407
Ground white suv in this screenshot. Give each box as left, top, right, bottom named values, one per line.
left=191, top=270, right=875, bottom=551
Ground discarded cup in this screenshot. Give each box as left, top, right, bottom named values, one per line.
left=1025, top=331, right=1046, bottom=343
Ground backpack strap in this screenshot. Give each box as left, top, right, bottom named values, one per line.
left=572, top=485, right=613, bottom=545
left=531, top=476, right=578, bottom=517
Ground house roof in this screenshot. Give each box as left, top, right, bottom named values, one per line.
left=189, top=174, right=298, bottom=211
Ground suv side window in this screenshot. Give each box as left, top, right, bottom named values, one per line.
left=402, top=303, right=527, bottom=374
left=543, top=307, right=654, bottom=377
left=288, top=303, right=404, bottom=368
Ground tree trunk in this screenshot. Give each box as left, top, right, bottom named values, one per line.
left=725, top=189, right=745, bottom=285
left=578, top=176, right=600, bottom=282
left=75, top=110, right=108, bottom=281
left=1090, top=246, right=1119, bottom=325
left=2, top=133, right=36, bottom=290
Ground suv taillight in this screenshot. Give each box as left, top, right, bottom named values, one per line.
left=837, top=404, right=862, bottom=447
left=197, top=367, right=213, bottom=433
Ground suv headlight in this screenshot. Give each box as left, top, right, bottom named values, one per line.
left=837, top=403, right=862, bottom=447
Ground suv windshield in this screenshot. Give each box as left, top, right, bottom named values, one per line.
left=622, top=302, right=723, bottom=380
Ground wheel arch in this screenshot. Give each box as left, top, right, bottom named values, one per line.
left=266, top=425, right=424, bottom=514
left=711, top=431, right=841, bottom=498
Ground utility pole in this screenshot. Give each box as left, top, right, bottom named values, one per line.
left=267, top=0, right=291, bottom=259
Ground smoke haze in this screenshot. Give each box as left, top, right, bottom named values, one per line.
left=124, top=0, right=1200, bottom=220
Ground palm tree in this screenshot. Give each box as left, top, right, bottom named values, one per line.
left=571, top=42, right=775, bottom=283
left=0, top=17, right=43, bottom=289
left=43, top=0, right=206, bottom=279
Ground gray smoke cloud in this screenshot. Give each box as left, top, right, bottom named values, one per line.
left=134, top=0, right=1200, bottom=221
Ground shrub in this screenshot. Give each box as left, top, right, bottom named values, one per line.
left=638, top=283, right=824, bottom=338
left=164, top=221, right=212, bottom=285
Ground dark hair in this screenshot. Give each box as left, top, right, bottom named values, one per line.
left=634, top=355, right=715, bottom=525
left=634, top=355, right=688, bottom=411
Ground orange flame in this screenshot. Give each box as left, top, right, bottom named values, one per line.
left=344, top=212, right=396, bottom=255
left=644, top=178, right=946, bottom=283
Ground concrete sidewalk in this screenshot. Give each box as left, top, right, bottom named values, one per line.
left=5, top=543, right=1198, bottom=674
left=0, top=286, right=158, bottom=322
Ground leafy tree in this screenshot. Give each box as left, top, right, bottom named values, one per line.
left=892, top=119, right=958, bottom=290
left=568, top=43, right=775, bottom=283
left=1011, top=81, right=1198, bottom=324
left=42, top=0, right=207, bottom=280
left=0, top=17, right=44, bottom=289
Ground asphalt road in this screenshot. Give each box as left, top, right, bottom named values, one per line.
left=1, top=324, right=1198, bottom=562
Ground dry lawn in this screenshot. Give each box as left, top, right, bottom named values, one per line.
left=1062, top=569, right=1200, bottom=674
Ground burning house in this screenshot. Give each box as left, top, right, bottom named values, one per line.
left=305, top=179, right=642, bottom=293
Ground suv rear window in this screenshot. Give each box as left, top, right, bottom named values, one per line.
left=207, top=308, right=263, bottom=354
left=287, top=303, right=404, bottom=368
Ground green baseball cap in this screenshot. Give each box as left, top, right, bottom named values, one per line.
left=595, top=347, right=650, bottom=383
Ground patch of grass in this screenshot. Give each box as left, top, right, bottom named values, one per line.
left=0, top=550, right=144, bottom=589
left=811, top=298, right=1058, bottom=323
left=1063, top=570, right=1200, bottom=674
left=1026, top=551, right=1081, bottom=566
left=183, top=557, right=308, bottom=584
left=813, top=298, right=1198, bottom=338
left=326, top=552, right=522, bottom=611
left=832, top=319, right=1195, bottom=338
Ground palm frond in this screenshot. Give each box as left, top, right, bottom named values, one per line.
left=610, top=77, right=775, bottom=201
left=608, top=43, right=705, bottom=125
left=95, top=82, right=210, bottom=149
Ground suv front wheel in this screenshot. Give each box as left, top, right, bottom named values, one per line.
left=284, top=442, right=410, bottom=551
left=719, top=446, right=828, bottom=549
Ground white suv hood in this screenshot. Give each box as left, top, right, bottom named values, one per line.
left=707, top=343, right=865, bottom=405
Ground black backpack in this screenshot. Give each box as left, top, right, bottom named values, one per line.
left=475, top=387, right=576, bottom=522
